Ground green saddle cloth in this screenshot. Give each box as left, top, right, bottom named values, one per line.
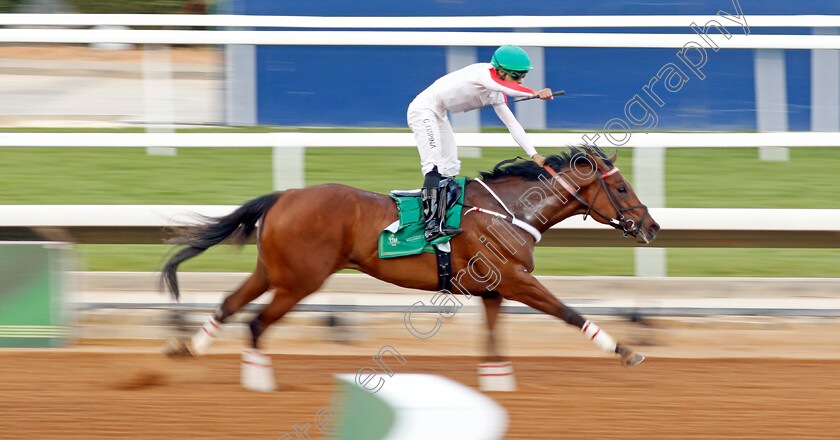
left=378, top=177, right=466, bottom=259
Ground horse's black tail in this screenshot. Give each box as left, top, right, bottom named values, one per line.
left=162, top=193, right=281, bottom=301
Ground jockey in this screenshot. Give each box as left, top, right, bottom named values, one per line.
left=407, top=44, right=554, bottom=241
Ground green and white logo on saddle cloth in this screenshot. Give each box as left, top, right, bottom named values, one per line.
left=378, top=178, right=466, bottom=259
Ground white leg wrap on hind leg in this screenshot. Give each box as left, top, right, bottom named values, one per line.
left=581, top=320, right=616, bottom=354
left=241, top=348, right=277, bottom=392
left=478, top=361, right=517, bottom=392
left=190, top=316, right=221, bottom=356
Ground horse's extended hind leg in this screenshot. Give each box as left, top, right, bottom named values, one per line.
left=478, top=292, right=517, bottom=391
left=501, top=274, right=644, bottom=366
left=162, top=262, right=270, bottom=357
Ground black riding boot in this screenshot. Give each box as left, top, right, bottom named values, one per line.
left=423, top=184, right=462, bottom=242
left=435, top=183, right=463, bottom=238
left=422, top=186, right=442, bottom=241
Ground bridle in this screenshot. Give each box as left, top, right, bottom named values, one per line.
left=541, top=162, right=650, bottom=239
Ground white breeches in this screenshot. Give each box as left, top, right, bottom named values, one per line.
left=407, top=106, right=461, bottom=177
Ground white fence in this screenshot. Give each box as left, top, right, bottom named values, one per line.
left=2, top=204, right=838, bottom=249
left=0, top=28, right=838, bottom=49
left=0, top=14, right=837, bottom=28
left=0, top=13, right=838, bottom=48
left=2, top=131, right=840, bottom=148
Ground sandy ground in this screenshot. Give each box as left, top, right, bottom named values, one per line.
left=0, top=352, right=837, bottom=440
left=2, top=312, right=840, bottom=439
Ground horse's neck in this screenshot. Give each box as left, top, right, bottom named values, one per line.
left=474, top=178, right=581, bottom=232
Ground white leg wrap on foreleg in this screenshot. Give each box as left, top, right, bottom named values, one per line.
left=581, top=320, right=617, bottom=354
left=190, top=316, right=221, bottom=356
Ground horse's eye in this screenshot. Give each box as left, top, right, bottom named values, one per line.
left=617, top=187, right=627, bottom=193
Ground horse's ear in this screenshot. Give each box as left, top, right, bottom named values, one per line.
left=582, top=149, right=601, bottom=168
left=609, top=150, right=618, bottom=164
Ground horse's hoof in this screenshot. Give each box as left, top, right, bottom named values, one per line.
left=616, top=344, right=645, bottom=366
left=160, top=338, right=193, bottom=358
left=623, top=351, right=645, bottom=366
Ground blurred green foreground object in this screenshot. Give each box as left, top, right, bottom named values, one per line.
left=333, top=373, right=507, bottom=440
left=0, top=243, right=71, bottom=347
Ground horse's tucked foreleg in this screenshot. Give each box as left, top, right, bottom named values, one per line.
left=502, top=276, right=644, bottom=366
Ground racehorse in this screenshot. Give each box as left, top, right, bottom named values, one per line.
left=161, top=146, right=659, bottom=391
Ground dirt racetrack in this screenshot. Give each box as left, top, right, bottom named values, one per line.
left=0, top=351, right=838, bottom=440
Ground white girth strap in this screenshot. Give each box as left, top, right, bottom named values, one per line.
left=469, top=179, right=542, bottom=243
left=464, top=207, right=542, bottom=243
left=475, top=179, right=515, bottom=217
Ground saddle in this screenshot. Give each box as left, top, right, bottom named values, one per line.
left=378, top=177, right=466, bottom=259
left=390, top=178, right=463, bottom=211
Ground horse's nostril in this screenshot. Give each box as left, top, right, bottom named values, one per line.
left=649, top=223, right=660, bottom=234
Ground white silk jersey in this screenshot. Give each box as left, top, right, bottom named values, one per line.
left=408, top=62, right=539, bottom=157
left=411, top=62, right=535, bottom=115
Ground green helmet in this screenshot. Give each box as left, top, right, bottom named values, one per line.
left=490, top=45, right=532, bottom=72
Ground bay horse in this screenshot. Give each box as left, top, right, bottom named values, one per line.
left=161, top=146, right=659, bottom=392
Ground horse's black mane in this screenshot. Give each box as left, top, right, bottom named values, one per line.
left=478, top=145, right=613, bottom=181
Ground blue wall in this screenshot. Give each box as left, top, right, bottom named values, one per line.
left=234, top=0, right=840, bottom=130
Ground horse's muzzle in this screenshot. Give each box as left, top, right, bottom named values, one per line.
left=627, top=220, right=659, bottom=244
left=637, top=222, right=660, bottom=244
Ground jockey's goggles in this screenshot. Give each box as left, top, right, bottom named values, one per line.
left=501, top=68, right=528, bottom=80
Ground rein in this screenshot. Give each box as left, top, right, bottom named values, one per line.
left=540, top=161, right=650, bottom=238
